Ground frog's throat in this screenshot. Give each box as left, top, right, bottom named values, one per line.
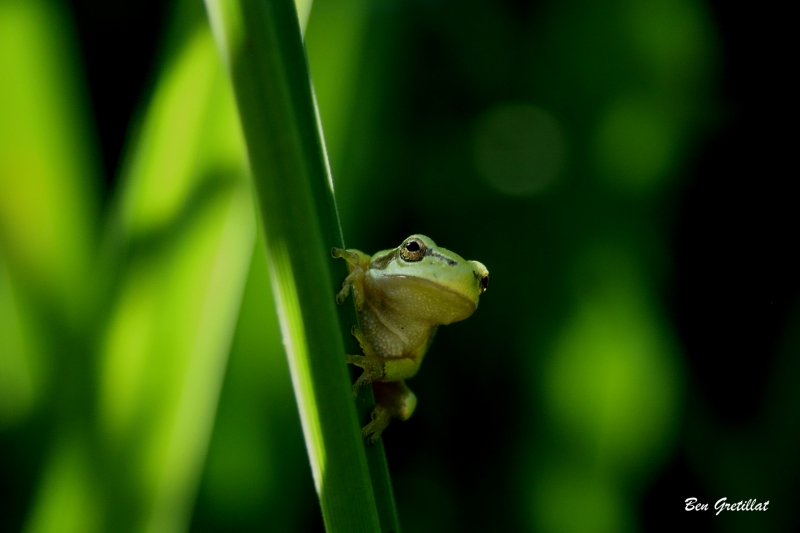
left=383, top=274, right=479, bottom=309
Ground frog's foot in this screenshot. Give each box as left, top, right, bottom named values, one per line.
left=331, top=247, right=362, bottom=264
left=361, top=381, right=418, bottom=444
left=347, top=354, right=384, bottom=397
left=362, top=404, right=392, bottom=445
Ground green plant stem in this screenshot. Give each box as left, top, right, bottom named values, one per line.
left=203, top=0, right=400, bottom=531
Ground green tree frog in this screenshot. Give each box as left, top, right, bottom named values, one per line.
left=332, top=234, right=490, bottom=443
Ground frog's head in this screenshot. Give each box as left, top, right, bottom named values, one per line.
left=378, top=234, right=489, bottom=324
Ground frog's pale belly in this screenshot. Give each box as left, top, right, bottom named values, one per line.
left=358, top=271, right=475, bottom=361
left=357, top=298, right=435, bottom=360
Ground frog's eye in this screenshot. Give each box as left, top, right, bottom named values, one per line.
left=400, top=238, right=426, bottom=262
left=479, top=273, right=490, bottom=294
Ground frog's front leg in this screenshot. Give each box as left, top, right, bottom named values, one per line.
left=331, top=247, right=371, bottom=308
left=361, top=381, right=418, bottom=444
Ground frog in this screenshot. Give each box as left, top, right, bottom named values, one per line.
left=332, top=234, right=489, bottom=443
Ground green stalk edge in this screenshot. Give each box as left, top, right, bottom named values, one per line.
left=202, top=1, right=400, bottom=531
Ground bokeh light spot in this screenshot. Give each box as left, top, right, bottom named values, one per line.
left=625, top=0, right=712, bottom=85
left=544, top=246, right=681, bottom=472
left=593, top=97, right=678, bottom=193
left=471, top=103, right=565, bottom=196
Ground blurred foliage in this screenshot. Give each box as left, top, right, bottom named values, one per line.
left=1, top=0, right=797, bottom=532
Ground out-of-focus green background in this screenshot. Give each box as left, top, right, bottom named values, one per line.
left=1, top=0, right=796, bottom=532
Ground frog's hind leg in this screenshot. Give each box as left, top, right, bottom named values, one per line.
left=374, top=380, right=418, bottom=422
left=361, top=380, right=418, bottom=444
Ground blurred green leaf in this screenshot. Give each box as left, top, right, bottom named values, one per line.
left=14, top=12, right=256, bottom=533
left=0, top=0, right=101, bottom=437
left=95, top=22, right=254, bottom=533
left=0, top=0, right=100, bottom=320
left=1, top=3, right=104, bottom=531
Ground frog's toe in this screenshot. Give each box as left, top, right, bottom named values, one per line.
left=350, top=324, right=365, bottom=343
left=346, top=354, right=365, bottom=367
left=361, top=405, right=392, bottom=444
left=346, top=355, right=367, bottom=394
left=346, top=357, right=370, bottom=397
left=350, top=368, right=374, bottom=397
left=335, top=288, right=349, bottom=305
left=335, top=269, right=361, bottom=304
left=364, top=429, right=383, bottom=445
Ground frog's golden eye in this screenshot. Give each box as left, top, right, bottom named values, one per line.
left=479, top=273, right=490, bottom=294
left=400, top=238, right=426, bottom=262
